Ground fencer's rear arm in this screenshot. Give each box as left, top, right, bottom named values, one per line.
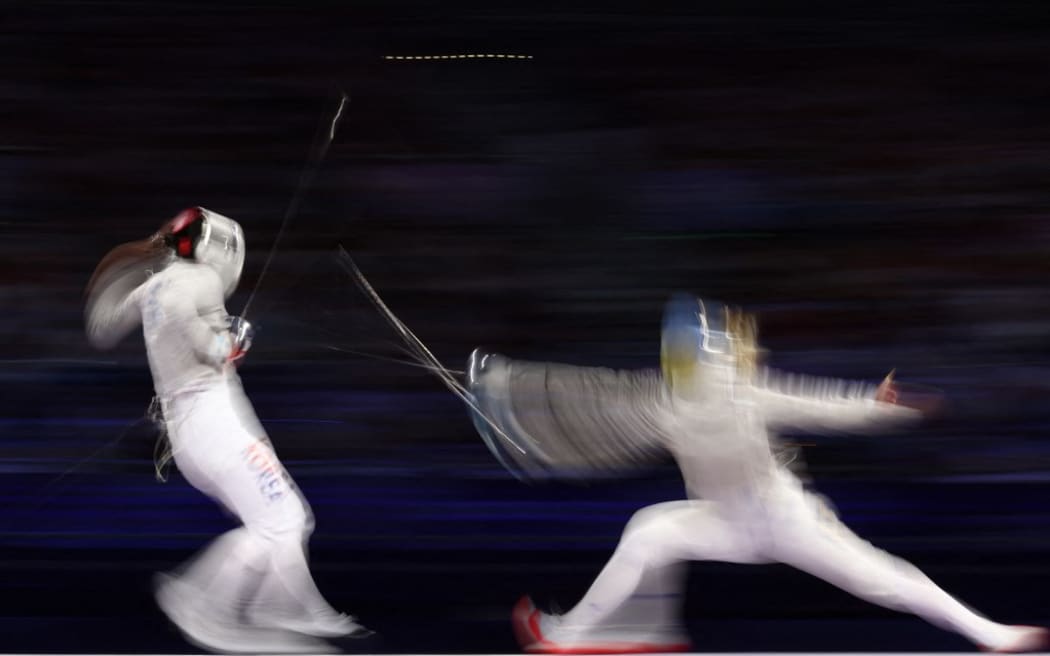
left=84, top=237, right=170, bottom=350
left=85, top=274, right=145, bottom=350
left=751, top=368, right=921, bottom=435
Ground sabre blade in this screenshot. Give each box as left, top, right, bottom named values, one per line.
left=241, top=90, right=350, bottom=319
left=335, top=245, right=526, bottom=455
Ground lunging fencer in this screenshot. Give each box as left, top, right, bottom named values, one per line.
left=466, top=293, right=1048, bottom=654
left=85, top=207, right=365, bottom=653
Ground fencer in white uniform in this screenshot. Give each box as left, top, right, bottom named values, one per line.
left=468, top=294, right=1047, bottom=654
left=85, top=207, right=363, bottom=653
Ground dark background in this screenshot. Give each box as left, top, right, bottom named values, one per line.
left=2, top=1, right=1050, bottom=652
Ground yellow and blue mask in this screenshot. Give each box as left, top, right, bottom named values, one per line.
left=655, top=295, right=755, bottom=394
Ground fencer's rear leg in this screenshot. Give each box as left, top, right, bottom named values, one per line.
left=765, top=494, right=1048, bottom=652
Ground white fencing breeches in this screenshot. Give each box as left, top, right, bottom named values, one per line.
left=164, top=380, right=339, bottom=623
left=561, top=482, right=1016, bottom=648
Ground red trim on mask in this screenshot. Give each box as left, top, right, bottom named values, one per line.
left=170, top=207, right=203, bottom=233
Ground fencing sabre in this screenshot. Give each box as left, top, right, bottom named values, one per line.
left=334, top=245, right=526, bottom=457
left=240, top=89, right=350, bottom=320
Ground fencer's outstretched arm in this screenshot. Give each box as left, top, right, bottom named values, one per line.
left=751, top=368, right=921, bottom=435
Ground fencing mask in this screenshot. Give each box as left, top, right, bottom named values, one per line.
left=166, top=207, right=245, bottom=298
left=661, top=293, right=761, bottom=396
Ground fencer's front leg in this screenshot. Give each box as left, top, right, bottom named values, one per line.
left=551, top=501, right=753, bottom=650
left=597, top=560, right=689, bottom=639
left=560, top=503, right=689, bottom=633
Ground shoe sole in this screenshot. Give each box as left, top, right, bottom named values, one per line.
left=980, top=626, right=1050, bottom=654
left=155, top=573, right=338, bottom=654
left=513, top=595, right=690, bottom=655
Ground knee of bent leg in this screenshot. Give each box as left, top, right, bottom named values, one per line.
left=618, top=509, right=673, bottom=567
left=302, top=501, right=316, bottom=535
left=622, top=502, right=682, bottom=537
